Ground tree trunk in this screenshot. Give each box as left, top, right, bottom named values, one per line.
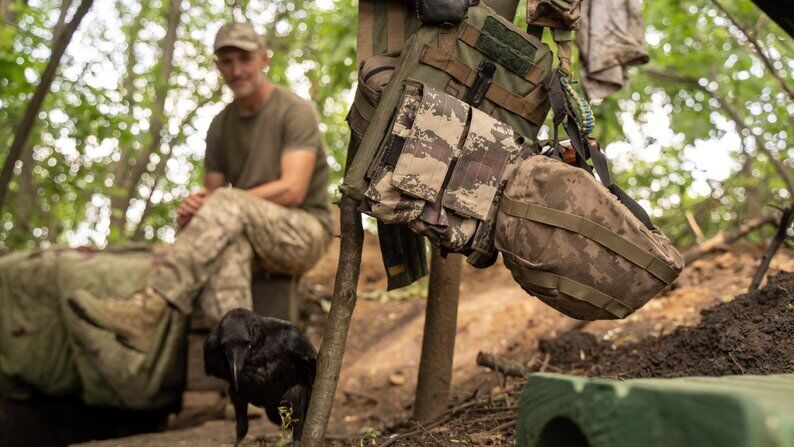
left=412, top=249, right=462, bottom=423
left=109, top=0, right=181, bottom=236
left=0, top=0, right=94, bottom=212
left=301, top=196, right=364, bottom=446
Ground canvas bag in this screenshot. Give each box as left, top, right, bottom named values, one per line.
left=493, top=65, right=684, bottom=320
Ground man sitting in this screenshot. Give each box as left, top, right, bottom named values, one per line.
left=71, top=21, right=333, bottom=352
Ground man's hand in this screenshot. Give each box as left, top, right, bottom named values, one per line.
left=177, top=189, right=209, bottom=228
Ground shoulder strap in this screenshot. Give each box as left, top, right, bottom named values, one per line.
left=546, top=68, right=654, bottom=229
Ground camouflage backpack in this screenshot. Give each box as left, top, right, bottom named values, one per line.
left=343, top=0, right=552, bottom=265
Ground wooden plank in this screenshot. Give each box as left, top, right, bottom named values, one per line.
left=516, top=373, right=794, bottom=447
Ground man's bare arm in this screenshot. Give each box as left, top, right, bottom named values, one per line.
left=246, top=149, right=316, bottom=206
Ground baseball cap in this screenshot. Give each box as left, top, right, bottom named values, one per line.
left=213, top=21, right=264, bottom=52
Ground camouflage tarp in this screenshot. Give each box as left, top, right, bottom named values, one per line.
left=0, top=247, right=186, bottom=410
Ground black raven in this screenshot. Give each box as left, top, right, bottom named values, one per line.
left=203, top=308, right=317, bottom=446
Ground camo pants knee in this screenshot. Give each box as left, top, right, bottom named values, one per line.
left=151, top=188, right=331, bottom=324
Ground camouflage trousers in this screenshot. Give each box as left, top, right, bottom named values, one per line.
left=151, top=188, right=331, bottom=323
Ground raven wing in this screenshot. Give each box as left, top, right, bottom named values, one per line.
left=282, top=329, right=317, bottom=384
left=203, top=330, right=227, bottom=379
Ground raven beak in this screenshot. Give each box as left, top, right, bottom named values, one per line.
left=227, top=347, right=247, bottom=392
left=231, top=351, right=239, bottom=391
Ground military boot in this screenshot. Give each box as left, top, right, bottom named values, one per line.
left=69, top=287, right=169, bottom=352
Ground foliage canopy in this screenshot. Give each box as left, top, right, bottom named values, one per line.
left=0, top=0, right=790, bottom=252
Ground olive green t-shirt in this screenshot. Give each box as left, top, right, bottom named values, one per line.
left=204, top=86, right=333, bottom=234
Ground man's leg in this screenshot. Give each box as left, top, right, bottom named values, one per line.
left=195, top=234, right=254, bottom=324
left=69, top=189, right=253, bottom=350
left=152, top=188, right=254, bottom=313
left=69, top=188, right=329, bottom=349
left=242, top=194, right=331, bottom=277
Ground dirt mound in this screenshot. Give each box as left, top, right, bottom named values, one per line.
left=540, top=271, right=794, bottom=378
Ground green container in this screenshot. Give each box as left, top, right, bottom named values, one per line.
left=517, top=373, right=794, bottom=447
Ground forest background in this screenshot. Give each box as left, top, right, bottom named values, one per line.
left=0, top=0, right=791, bottom=253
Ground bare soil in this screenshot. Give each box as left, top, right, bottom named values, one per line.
left=539, top=271, right=794, bottom=378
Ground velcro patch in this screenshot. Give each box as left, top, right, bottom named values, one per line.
left=481, top=16, right=537, bottom=64
left=475, top=33, right=532, bottom=77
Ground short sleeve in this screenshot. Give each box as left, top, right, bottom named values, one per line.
left=282, top=100, right=322, bottom=153
left=204, top=113, right=225, bottom=173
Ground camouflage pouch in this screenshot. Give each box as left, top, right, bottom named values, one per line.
left=442, top=108, right=522, bottom=220
left=495, top=156, right=684, bottom=320
left=364, top=80, right=534, bottom=254
left=363, top=83, right=425, bottom=224
left=392, top=85, right=470, bottom=201
left=526, top=0, right=581, bottom=30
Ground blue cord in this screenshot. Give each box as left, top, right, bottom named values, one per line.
left=560, top=74, right=594, bottom=136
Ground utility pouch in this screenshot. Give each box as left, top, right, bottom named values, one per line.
left=495, top=156, right=684, bottom=320
left=526, top=0, right=581, bottom=30
left=416, top=0, right=477, bottom=25
left=349, top=56, right=400, bottom=139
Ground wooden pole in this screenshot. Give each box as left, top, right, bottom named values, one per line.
left=412, top=248, right=462, bottom=422
left=749, top=206, right=793, bottom=291
left=301, top=196, right=364, bottom=446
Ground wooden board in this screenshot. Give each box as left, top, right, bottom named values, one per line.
left=517, top=373, right=794, bottom=447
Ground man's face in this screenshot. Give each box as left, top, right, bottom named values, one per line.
left=214, top=47, right=269, bottom=98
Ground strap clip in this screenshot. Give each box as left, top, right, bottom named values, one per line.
left=464, top=60, right=497, bottom=107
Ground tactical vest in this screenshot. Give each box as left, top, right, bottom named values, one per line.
left=344, top=0, right=550, bottom=266
left=346, top=0, right=684, bottom=318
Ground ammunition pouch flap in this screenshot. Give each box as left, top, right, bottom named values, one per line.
left=416, top=0, right=477, bottom=25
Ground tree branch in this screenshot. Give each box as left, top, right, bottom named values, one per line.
left=109, top=0, right=182, bottom=235
left=710, top=0, right=793, bottom=100
left=130, top=93, right=217, bottom=240
left=0, top=0, right=94, bottom=212
left=52, top=0, right=73, bottom=40
left=682, top=214, right=777, bottom=264
left=112, top=0, right=151, bottom=184
left=749, top=206, right=793, bottom=291
left=644, top=68, right=794, bottom=194
left=302, top=197, right=364, bottom=445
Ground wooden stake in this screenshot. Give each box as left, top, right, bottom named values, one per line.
left=412, top=248, right=462, bottom=423
left=301, top=197, right=364, bottom=446
left=749, top=206, right=793, bottom=291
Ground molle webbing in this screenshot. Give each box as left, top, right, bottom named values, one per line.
left=500, top=195, right=679, bottom=284
left=356, top=0, right=375, bottom=65
left=386, top=2, right=405, bottom=52
left=504, top=255, right=633, bottom=319
left=357, top=0, right=415, bottom=66
left=459, top=18, right=539, bottom=80
left=419, top=45, right=549, bottom=125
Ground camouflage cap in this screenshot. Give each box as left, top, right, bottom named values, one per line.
left=213, top=21, right=264, bottom=52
